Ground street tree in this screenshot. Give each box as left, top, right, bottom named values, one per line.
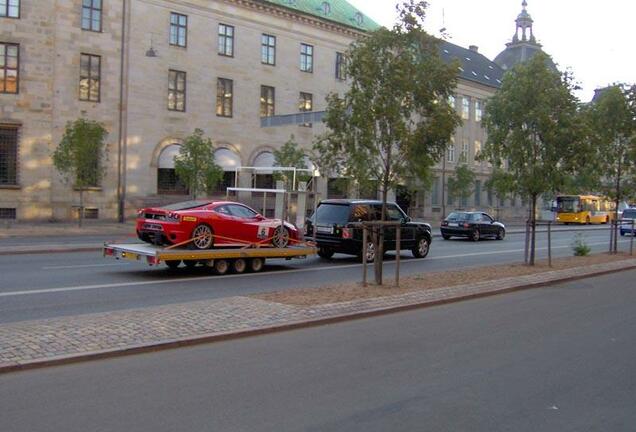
left=273, top=135, right=309, bottom=189
left=481, top=52, right=584, bottom=265
left=447, top=164, right=475, bottom=209
left=174, top=129, right=223, bottom=200
left=52, top=118, right=108, bottom=227
left=586, top=84, right=636, bottom=252
left=314, top=0, right=461, bottom=283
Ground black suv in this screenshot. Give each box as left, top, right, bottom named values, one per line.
left=305, top=200, right=432, bottom=261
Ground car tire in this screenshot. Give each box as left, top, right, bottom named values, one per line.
left=165, top=260, right=181, bottom=270
left=412, top=236, right=430, bottom=258
left=496, top=228, right=506, bottom=240
left=271, top=226, right=290, bottom=248
left=191, top=224, right=214, bottom=250
left=471, top=229, right=480, bottom=242
left=442, top=234, right=451, bottom=240
left=318, top=247, right=334, bottom=259
left=586, top=216, right=591, bottom=225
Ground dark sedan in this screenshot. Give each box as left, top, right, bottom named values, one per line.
left=440, top=211, right=505, bottom=241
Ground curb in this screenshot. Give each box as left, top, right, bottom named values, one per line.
left=2, top=261, right=635, bottom=374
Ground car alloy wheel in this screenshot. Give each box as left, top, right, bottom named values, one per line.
left=496, top=228, right=505, bottom=240
left=412, top=237, right=430, bottom=258
left=471, top=229, right=480, bottom=242
left=192, top=224, right=214, bottom=249
left=271, top=226, right=290, bottom=248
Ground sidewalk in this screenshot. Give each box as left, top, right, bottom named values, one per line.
left=2, top=258, right=634, bottom=373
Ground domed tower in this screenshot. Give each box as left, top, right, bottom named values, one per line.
left=494, top=1, right=557, bottom=71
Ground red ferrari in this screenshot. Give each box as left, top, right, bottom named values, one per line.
left=136, top=200, right=298, bottom=249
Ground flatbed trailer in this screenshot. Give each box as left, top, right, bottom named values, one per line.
left=103, top=243, right=317, bottom=274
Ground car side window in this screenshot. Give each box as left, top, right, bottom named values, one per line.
left=482, top=213, right=494, bottom=223
left=471, top=213, right=481, bottom=222
left=386, top=205, right=404, bottom=221
left=228, top=204, right=258, bottom=219
left=351, top=205, right=371, bottom=222
left=213, top=205, right=231, bottom=215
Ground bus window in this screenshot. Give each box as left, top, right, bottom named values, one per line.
left=557, top=197, right=579, bottom=213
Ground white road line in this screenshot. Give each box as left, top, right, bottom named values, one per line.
left=1, top=240, right=629, bottom=298
left=42, top=263, right=130, bottom=270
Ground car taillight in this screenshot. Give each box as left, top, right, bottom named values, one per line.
left=441, top=221, right=448, bottom=226
left=463, top=223, right=470, bottom=228
left=166, top=212, right=180, bottom=222
left=342, top=228, right=353, bottom=239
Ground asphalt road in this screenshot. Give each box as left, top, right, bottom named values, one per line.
left=0, top=226, right=631, bottom=324
left=2, top=270, right=635, bottom=432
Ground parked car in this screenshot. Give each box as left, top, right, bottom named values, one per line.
left=136, top=200, right=298, bottom=249
left=440, top=211, right=506, bottom=241
left=620, top=208, right=636, bottom=236
left=304, top=200, right=432, bottom=261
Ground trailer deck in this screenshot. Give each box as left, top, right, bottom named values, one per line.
left=103, top=243, right=317, bottom=273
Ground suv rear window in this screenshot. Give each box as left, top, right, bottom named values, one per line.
left=314, top=204, right=352, bottom=224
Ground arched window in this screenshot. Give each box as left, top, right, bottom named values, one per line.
left=213, top=148, right=241, bottom=194
left=321, top=2, right=331, bottom=15
left=157, top=144, right=187, bottom=195
left=253, top=151, right=275, bottom=189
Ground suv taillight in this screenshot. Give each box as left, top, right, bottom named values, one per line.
left=463, top=223, right=470, bottom=228
left=342, top=228, right=353, bottom=239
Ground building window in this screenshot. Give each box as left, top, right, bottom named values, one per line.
left=327, top=178, right=348, bottom=199
left=300, top=43, right=313, bottom=73
left=79, top=53, right=100, bottom=102
left=216, top=78, right=233, bottom=118
left=335, top=52, right=346, bottom=80
left=431, top=177, right=439, bottom=205
left=261, top=34, right=275, bottom=65
left=447, top=142, right=455, bottom=163
left=321, top=1, right=331, bottom=15
left=0, top=0, right=19, bottom=18
left=460, top=138, right=469, bottom=163
left=299, top=92, right=313, bottom=127
left=474, top=140, right=482, bottom=161
left=157, top=144, right=187, bottom=195
left=0, top=43, right=18, bottom=94
left=447, top=94, right=455, bottom=108
left=81, top=0, right=102, bottom=32
left=168, top=69, right=186, bottom=112
left=475, top=99, right=483, bottom=122
left=462, top=96, right=470, bottom=120
left=0, top=126, right=18, bottom=185
left=218, top=24, right=234, bottom=57
left=260, top=85, right=275, bottom=117
left=169, top=13, right=187, bottom=47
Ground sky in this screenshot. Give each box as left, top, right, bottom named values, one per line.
left=346, top=0, right=635, bottom=101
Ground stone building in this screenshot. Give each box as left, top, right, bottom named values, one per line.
left=1, top=0, right=541, bottom=222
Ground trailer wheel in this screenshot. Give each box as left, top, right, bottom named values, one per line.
left=214, top=259, right=230, bottom=275
left=165, top=260, right=181, bottom=270
left=232, top=258, right=247, bottom=274
left=249, top=258, right=265, bottom=272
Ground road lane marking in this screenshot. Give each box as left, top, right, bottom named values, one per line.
left=1, top=240, right=629, bottom=298
left=42, top=263, right=130, bottom=270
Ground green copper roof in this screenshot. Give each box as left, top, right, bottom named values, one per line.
left=264, top=0, right=381, bottom=32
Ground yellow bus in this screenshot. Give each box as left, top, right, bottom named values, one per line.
left=555, top=195, right=614, bottom=224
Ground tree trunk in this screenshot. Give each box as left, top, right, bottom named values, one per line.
left=614, top=153, right=622, bottom=254
left=529, top=193, right=537, bottom=265
left=78, top=188, right=84, bottom=228
left=374, top=182, right=388, bottom=285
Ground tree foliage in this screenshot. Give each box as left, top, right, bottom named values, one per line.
left=447, top=164, right=475, bottom=208
left=174, top=129, right=223, bottom=200
left=314, top=0, right=460, bottom=283
left=586, top=84, right=636, bottom=252
left=481, top=52, right=584, bottom=264
left=273, top=135, right=309, bottom=188
left=52, top=118, right=108, bottom=226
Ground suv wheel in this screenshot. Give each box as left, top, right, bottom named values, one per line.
left=412, top=236, right=430, bottom=258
